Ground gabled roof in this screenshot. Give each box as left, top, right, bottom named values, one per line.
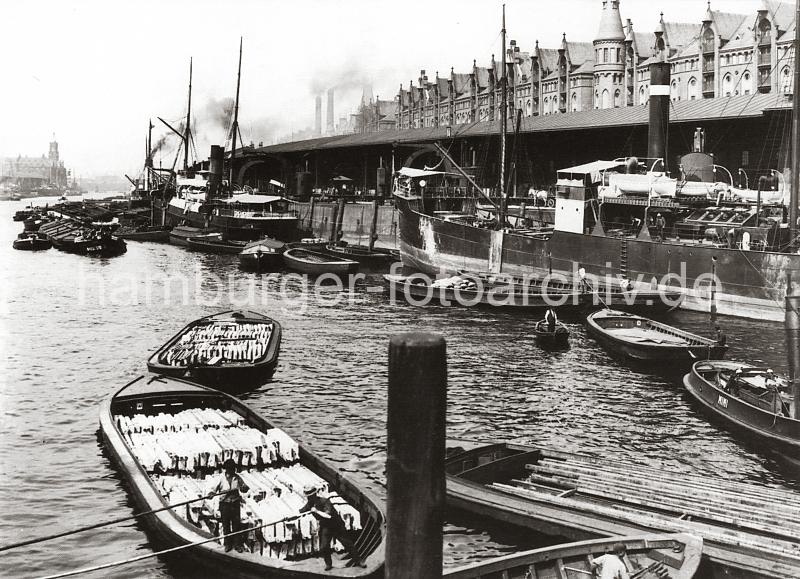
left=376, top=99, right=396, bottom=120
left=663, top=22, right=699, bottom=50
left=475, top=67, right=491, bottom=92
left=633, top=32, right=654, bottom=59
left=672, top=36, right=701, bottom=60
left=536, top=48, right=560, bottom=76
left=514, top=54, right=533, bottom=82
left=565, top=41, right=595, bottom=69
left=711, top=10, right=749, bottom=41
left=762, top=0, right=797, bottom=34
left=571, top=60, right=595, bottom=75
left=452, top=73, right=472, bottom=96
left=436, top=77, right=450, bottom=100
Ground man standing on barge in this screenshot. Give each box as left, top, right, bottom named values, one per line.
left=300, top=485, right=367, bottom=570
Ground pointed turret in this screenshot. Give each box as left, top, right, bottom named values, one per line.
left=596, top=0, right=625, bottom=41
left=703, top=1, right=714, bottom=23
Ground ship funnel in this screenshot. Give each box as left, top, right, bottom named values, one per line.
left=648, top=62, right=670, bottom=170
left=208, top=145, right=224, bottom=197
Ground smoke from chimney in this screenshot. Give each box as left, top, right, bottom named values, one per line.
left=315, top=94, right=322, bottom=136
left=326, top=89, right=335, bottom=134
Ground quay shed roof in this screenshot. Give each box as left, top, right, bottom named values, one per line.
left=253, top=93, right=791, bottom=155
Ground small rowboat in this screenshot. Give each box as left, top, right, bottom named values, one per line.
left=445, top=441, right=800, bottom=579
left=187, top=235, right=249, bottom=254
left=238, top=238, right=286, bottom=271
left=99, top=375, right=385, bottom=578
left=147, top=310, right=282, bottom=390
left=459, top=270, right=683, bottom=312
left=533, top=320, right=570, bottom=347
left=12, top=232, right=52, bottom=251
left=116, top=225, right=171, bottom=243
left=384, top=274, right=583, bottom=310
left=169, top=225, right=218, bottom=246
left=586, top=309, right=726, bottom=364
left=323, top=244, right=398, bottom=268
left=283, top=247, right=359, bottom=276
left=683, top=361, right=800, bottom=459
left=444, top=534, right=703, bottom=579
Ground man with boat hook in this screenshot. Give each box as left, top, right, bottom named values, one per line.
left=208, top=458, right=250, bottom=552
left=300, top=484, right=367, bottom=570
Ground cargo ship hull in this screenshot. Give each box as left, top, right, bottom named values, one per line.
left=395, top=196, right=800, bottom=321
left=165, top=198, right=299, bottom=241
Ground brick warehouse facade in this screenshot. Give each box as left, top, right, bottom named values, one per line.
left=396, top=0, right=796, bottom=130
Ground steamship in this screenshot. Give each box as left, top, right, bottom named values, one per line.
left=393, top=58, right=800, bottom=321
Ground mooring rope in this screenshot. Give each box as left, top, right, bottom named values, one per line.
left=0, top=490, right=230, bottom=553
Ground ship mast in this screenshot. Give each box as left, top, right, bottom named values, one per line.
left=229, top=37, right=243, bottom=189
left=790, top=2, right=799, bottom=249
left=499, top=4, right=507, bottom=228
left=184, top=58, right=193, bottom=173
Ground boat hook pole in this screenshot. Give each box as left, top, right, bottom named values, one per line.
left=0, top=490, right=230, bottom=553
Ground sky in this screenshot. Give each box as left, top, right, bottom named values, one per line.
left=0, top=0, right=778, bottom=178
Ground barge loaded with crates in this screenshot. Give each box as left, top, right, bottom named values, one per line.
left=99, top=374, right=385, bottom=578
left=147, top=310, right=282, bottom=390
left=393, top=61, right=800, bottom=321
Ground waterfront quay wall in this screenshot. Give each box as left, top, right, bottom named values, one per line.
left=290, top=200, right=399, bottom=248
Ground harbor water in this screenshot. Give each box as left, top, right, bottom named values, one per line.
left=0, top=199, right=796, bottom=578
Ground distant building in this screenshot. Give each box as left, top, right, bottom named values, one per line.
left=396, top=0, right=796, bottom=128
left=0, top=138, right=68, bottom=190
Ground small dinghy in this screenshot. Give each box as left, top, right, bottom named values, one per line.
left=684, top=361, right=800, bottom=459
left=384, top=274, right=583, bottom=310
left=116, top=225, right=171, bottom=243
left=187, top=235, right=249, bottom=254
left=169, top=225, right=219, bottom=247
left=586, top=309, right=726, bottom=364
left=282, top=247, right=359, bottom=276
left=323, top=243, right=398, bottom=268
left=239, top=238, right=286, bottom=271
left=12, top=232, right=52, bottom=251
left=147, top=310, right=282, bottom=390
left=533, top=319, right=570, bottom=347
left=99, top=374, right=385, bottom=578
left=445, top=534, right=703, bottom=579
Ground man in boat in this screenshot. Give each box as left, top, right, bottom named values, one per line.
left=208, top=458, right=250, bottom=552
left=300, top=484, right=366, bottom=571
left=590, top=542, right=630, bottom=579
left=655, top=213, right=666, bottom=241
left=544, top=308, right=558, bottom=333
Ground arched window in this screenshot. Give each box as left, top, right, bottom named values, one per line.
left=639, top=86, right=645, bottom=105
left=781, top=67, right=792, bottom=93
left=688, top=77, right=698, bottom=100
left=601, top=89, right=610, bottom=108
left=656, top=37, right=666, bottom=59
left=526, top=99, right=532, bottom=115
left=742, top=71, right=752, bottom=95
left=758, top=18, right=772, bottom=45
left=702, top=28, right=715, bottom=53
left=571, top=92, right=579, bottom=112
left=594, top=90, right=599, bottom=109
left=722, top=73, right=733, bottom=96
left=614, top=89, right=621, bottom=107
left=671, top=79, right=680, bottom=101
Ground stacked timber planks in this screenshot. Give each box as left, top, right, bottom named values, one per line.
left=488, top=448, right=800, bottom=567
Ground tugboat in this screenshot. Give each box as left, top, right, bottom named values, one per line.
left=12, top=232, right=51, bottom=251
left=39, top=218, right=127, bottom=257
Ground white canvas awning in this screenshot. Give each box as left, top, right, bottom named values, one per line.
left=397, top=167, right=446, bottom=178
left=220, top=194, right=283, bottom=204
left=557, top=160, right=623, bottom=183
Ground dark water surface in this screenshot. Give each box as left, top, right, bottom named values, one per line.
left=0, top=199, right=796, bottom=578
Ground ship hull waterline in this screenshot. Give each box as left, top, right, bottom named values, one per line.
left=395, top=196, right=800, bottom=321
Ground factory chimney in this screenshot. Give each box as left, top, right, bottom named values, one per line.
left=315, top=94, right=322, bottom=136
left=326, top=88, right=335, bottom=134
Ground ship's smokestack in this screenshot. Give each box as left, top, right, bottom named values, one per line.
left=326, top=89, right=335, bottom=134
left=208, top=145, right=224, bottom=198
left=315, top=94, right=322, bottom=136
left=648, top=62, right=670, bottom=168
